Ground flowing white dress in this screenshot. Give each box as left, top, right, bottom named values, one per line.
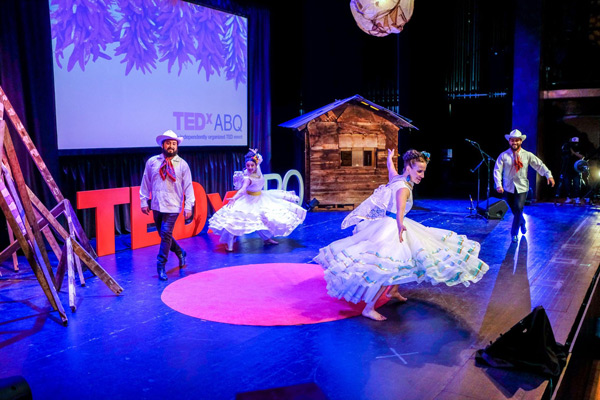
left=208, top=172, right=306, bottom=243
left=314, top=176, right=489, bottom=304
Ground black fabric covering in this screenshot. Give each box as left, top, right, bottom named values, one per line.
left=476, top=306, right=568, bottom=377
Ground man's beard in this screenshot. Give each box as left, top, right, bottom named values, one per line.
left=511, top=144, right=521, bottom=151
left=162, top=148, right=177, bottom=157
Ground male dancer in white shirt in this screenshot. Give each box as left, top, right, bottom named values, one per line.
left=140, top=130, right=195, bottom=280
left=494, top=129, right=555, bottom=243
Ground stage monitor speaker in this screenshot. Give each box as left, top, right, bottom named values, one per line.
left=304, top=198, right=319, bottom=212
left=236, top=382, right=328, bottom=400
left=475, top=306, right=567, bottom=377
left=477, top=198, right=508, bottom=219
left=0, top=376, right=32, bottom=400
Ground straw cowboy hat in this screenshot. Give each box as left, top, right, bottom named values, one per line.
left=505, top=129, right=526, bottom=141
left=156, top=130, right=183, bottom=146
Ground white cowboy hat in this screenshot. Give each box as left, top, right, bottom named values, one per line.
left=505, top=129, right=526, bottom=141
left=156, top=130, right=183, bottom=146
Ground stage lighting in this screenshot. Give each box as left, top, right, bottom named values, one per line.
left=350, top=0, right=415, bottom=37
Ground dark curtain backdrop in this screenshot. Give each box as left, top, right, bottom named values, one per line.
left=0, top=0, right=270, bottom=241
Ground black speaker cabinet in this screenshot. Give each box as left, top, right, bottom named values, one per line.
left=477, top=198, right=509, bottom=219
left=476, top=306, right=567, bottom=376
left=0, top=376, right=32, bottom=400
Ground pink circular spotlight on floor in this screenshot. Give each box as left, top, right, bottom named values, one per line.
left=161, top=263, right=389, bottom=326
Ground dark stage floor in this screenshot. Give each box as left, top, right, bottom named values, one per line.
left=1, top=199, right=600, bottom=400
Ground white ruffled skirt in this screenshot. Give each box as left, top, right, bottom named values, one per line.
left=208, top=190, right=306, bottom=241
left=314, top=216, right=489, bottom=304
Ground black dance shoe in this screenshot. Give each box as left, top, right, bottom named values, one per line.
left=157, top=266, right=168, bottom=281
left=178, top=249, right=187, bottom=267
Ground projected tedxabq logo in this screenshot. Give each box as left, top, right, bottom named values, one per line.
left=49, top=0, right=247, bottom=89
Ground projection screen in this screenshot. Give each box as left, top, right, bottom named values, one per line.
left=49, top=0, right=248, bottom=150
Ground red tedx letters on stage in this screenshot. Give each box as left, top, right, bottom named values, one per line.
left=77, top=183, right=237, bottom=257
left=77, top=170, right=303, bottom=257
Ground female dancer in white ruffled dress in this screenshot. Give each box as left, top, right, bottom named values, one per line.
left=314, top=149, right=489, bottom=320
left=208, top=149, right=307, bottom=252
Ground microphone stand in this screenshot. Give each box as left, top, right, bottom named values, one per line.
left=467, top=157, right=485, bottom=219
left=466, top=140, right=496, bottom=219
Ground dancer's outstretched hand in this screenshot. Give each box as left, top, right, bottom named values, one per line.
left=388, top=148, right=395, bottom=158
left=548, top=177, right=555, bottom=187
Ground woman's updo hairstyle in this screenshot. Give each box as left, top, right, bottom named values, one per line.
left=402, top=149, right=430, bottom=169
left=244, top=149, right=262, bottom=165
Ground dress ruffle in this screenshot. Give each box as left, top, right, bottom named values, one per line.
left=209, top=190, right=306, bottom=238
left=314, top=216, right=489, bottom=304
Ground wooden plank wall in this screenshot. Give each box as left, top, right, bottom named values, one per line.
left=307, top=104, right=399, bottom=207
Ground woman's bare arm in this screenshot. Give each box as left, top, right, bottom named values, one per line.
left=387, top=148, right=399, bottom=181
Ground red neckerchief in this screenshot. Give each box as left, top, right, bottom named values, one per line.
left=513, top=150, right=523, bottom=172
left=159, top=157, right=176, bottom=182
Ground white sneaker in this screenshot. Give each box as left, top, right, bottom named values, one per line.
left=565, top=197, right=573, bottom=204
left=575, top=198, right=580, bottom=205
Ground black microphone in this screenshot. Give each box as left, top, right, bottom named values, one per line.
left=465, top=138, right=477, bottom=144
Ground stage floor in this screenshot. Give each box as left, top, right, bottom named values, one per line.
left=1, top=199, right=600, bottom=400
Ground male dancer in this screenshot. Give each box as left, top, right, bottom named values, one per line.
left=140, top=130, right=195, bottom=280
left=494, top=129, right=554, bottom=243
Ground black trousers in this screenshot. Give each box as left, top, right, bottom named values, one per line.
left=562, top=170, right=582, bottom=198
left=504, top=191, right=528, bottom=236
left=152, top=211, right=183, bottom=267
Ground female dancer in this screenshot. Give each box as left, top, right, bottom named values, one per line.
left=314, top=149, right=489, bottom=320
left=208, top=149, right=307, bottom=251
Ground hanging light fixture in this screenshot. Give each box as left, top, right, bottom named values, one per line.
left=350, top=0, right=415, bottom=37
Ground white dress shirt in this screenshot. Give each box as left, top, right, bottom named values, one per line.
left=140, top=154, right=195, bottom=213
left=494, top=148, right=553, bottom=194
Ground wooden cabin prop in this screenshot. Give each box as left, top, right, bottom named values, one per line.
left=0, top=85, right=123, bottom=326
left=280, top=95, right=417, bottom=209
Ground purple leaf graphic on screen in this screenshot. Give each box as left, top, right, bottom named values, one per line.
left=155, top=1, right=195, bottom=76
left=223, top=15, right=247, bottom=89
left=191, top=6, right=226, bottom=81
left=114, top=0, right=160, bottom=75
left=50, top=0, right=247, bottom=87
left=50, top=0, right=117, bottom=71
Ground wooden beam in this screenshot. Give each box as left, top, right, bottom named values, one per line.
left=28, top=190, right=68, bottom=237
left=6, top=222, right=19, bottom=271
left=27, top=193, right=121, bottom=292
left=3, top=124, right=54, bottom=282
left=71, top=239, right=123, bottom=295
left=64, top=200, right=86, bottom=286
left=0, top=85, right=64, bottom=202
left=0, top=186, right=67, bottom=324
left=0, top=239, right=20, bottom=265
left=66, top=200, right=96, bottom=258
left=66, top=238, right=76, bottom=312
left=55, top=243, right=68, bottom=292
left=34, top=207, right=63, bottom=261
left=42, top=224, right=63, bottom=262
